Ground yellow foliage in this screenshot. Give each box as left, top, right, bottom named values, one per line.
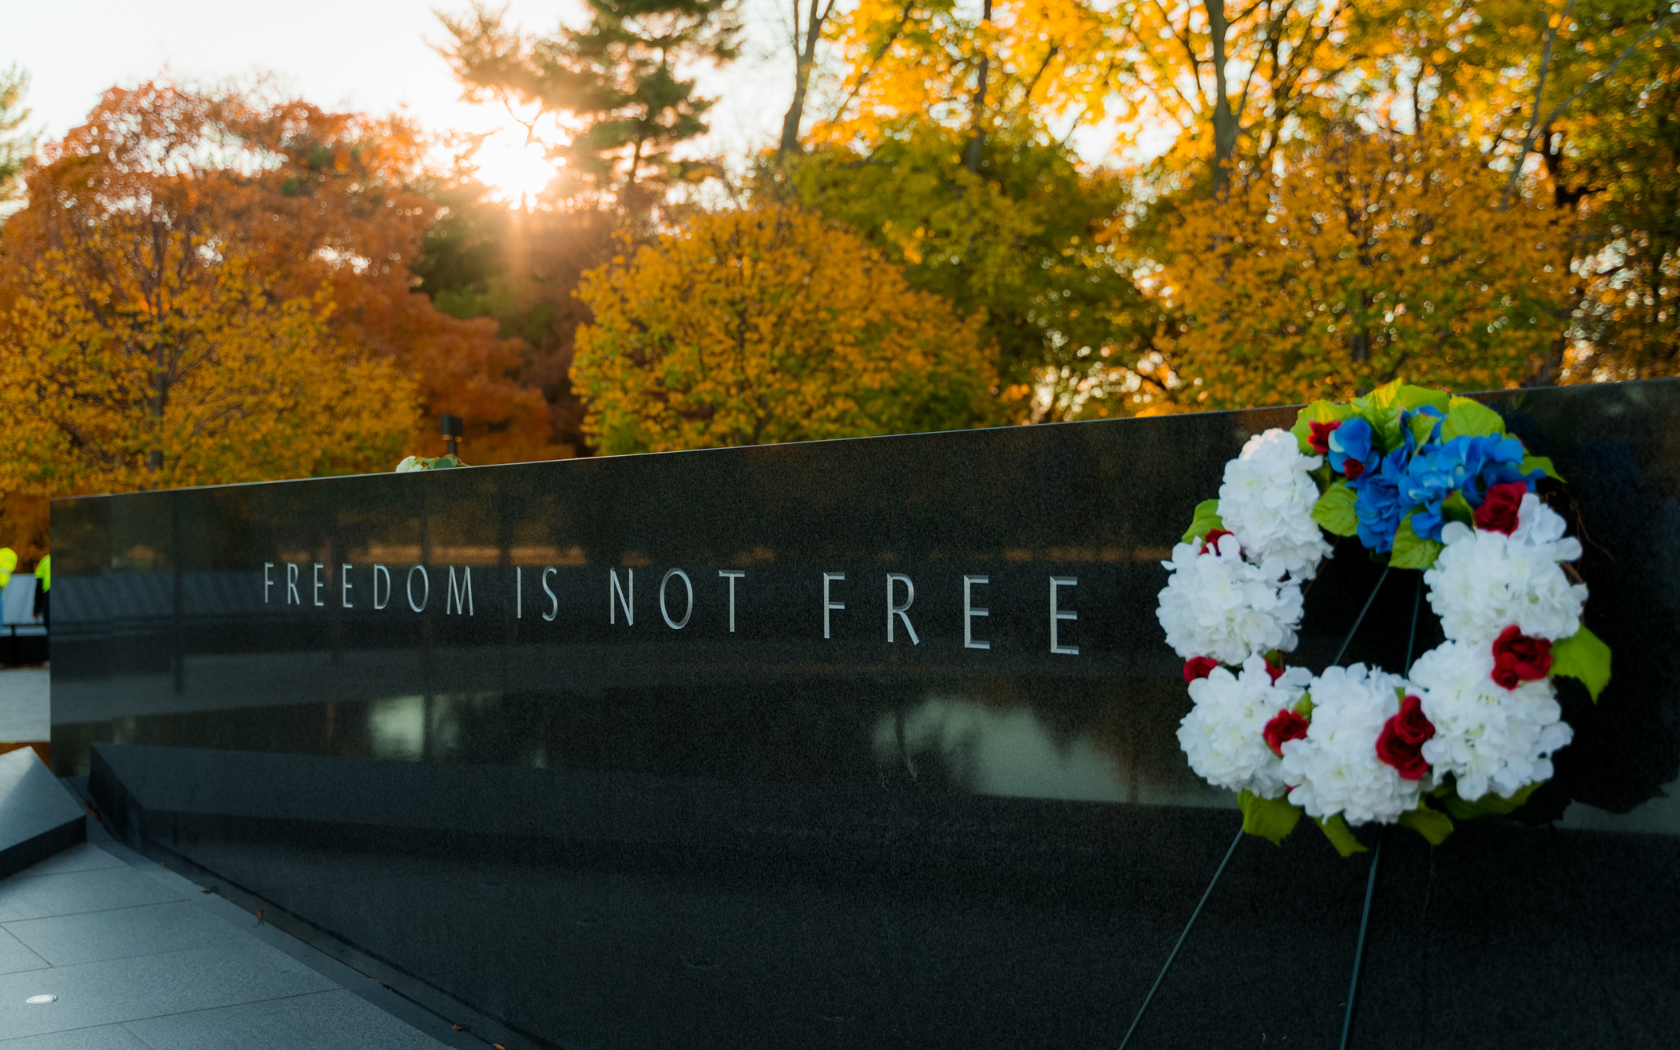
left=0, top=248, right=417, bottom=495
left=1162, top=130, right=1574, bottom=408
left=571, top=205, right=1002, bottom=453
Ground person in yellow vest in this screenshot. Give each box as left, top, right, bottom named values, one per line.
left=33, top=554, right=48, bottom=627
left=0, top=547, right=15, bottom=589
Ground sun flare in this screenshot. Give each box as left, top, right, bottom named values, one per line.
left=472, top=131, right=557, bottom=205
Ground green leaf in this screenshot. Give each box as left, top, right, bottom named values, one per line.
left=1550, top=625, right=1612, bottom=702
left=1441, top=396, right=1507, bottom=441
left=1522, top=453, right=1562, bottom=481
left=1357, top=380, right=1451, bottom=413
left=1408, top=410, right=1444, bottom=447
left=1397, top=805, right=1455, bottom=846
left=1290, top=401, right=1355, bottom=454
left=1312, top=481, right=1359, bottom=537
left=1294, top=691, right=1315, bottom=717
left=1358, top=405, right=1406, bottom=454
left=1181, top=499, right=1225, bottom=545
left=1390, top=512, right=1445, bottom=569
left=1441, top=781, right=1541, bottom=820
left=1239, top=790, right=1303, bottom=846
left=1442, top=491, right=1474, bottom=526
left=1315, top=814, right=1369, bottom=857
left=430, top=455, right=465, bottom=470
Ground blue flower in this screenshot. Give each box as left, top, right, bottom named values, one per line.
left=1401, top=434, right=1541, bottom=541
left=1462, top=435, right=1542, bottom=507
left=1352, top=446, right=1413, bottom=552
left=1328, top=418, right=1381, bottom=479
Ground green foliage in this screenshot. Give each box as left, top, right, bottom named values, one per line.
left=776, top=119, right=1155, bottom=419
left=1290, top=400, right=1355, bottom=454
left=1441, top=395, right=1507, bottom=441
left=1440, top=781, right=1541, bottom=821
left=1523, top=454, right=1562, bottom=481
left=1356, top=380, right=1451, bottom=414
left=435, top=0, right=741, bottom=213
left=1315, top=814, right=1369, bottom=857
left=1442, top=491, right=1474, bottom=526
left=1313, top=482, right=1359, bottom=537
left=1390, top=512, right=1445, bottom=569
left=1551, top=625, right=1613, bottom=702
left=1182, top=499, right=1225, bottom=544
left=1398, top=805, right=1455, bottom=845
left=0, top=64, right=35, bottom=206
left=1239, top=790, right=1302, bottom=845
left=1359, top=405, right=1407, bottom=455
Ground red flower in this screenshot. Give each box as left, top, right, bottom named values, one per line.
left=1264, top=658, right=1286, bottom=684
left=1474, top=481, right=1528, bottom=535
left=1375, top=695, right=1435, bottom=780
left=1199, top=528, right=1235, bottom=554
left=1183, top=656, right=1219, bottom=683
left=1263, top=709, right=1310, bottom=757
left=1343, top=459, right=1365, bottom=480
left=1308, top=420, right=1342, bottom=454
left=1490, top=625, right=1553, bottom=689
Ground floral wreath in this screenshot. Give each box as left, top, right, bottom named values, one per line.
left=1156, top=382, right=1613, bottom=855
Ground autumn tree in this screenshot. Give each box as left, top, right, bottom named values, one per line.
left=1160, top=129, right=1575, bottom=408
left=570, top=204, right=1002, bottom=453
left=779, top=119, right=1155, bottom=420
left=0, top=251, right=414, bottom=493
left=413, top=180, right=615, bottom=454
left=0, top=82, right=557, bottom=467
left=0, top=64, right=33, bottom=207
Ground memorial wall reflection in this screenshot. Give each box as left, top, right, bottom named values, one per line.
left=51, top=380, right=1680, bottom=1050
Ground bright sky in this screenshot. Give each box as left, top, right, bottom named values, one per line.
left=3, top=0, right=797, bottom=201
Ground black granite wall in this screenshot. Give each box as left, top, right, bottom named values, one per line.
left=53, top=381, right=1680, bottom=1050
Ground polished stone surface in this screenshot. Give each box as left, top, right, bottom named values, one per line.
left=53, top=381, right=1680, bottom=1048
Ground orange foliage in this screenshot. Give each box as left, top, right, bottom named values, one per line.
left=1161, top=130, right=1575, bottom=409
left=572, top=205, right=1002, bottom=453
left=0, top=82, right=557, bottom=477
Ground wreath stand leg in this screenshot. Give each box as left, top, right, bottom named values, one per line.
left=1115, top=824, right=1244, bottom=1050
left=1338, top=575, right=1424, bottom=1050
left=1117, top=568, right=1396, bottom=1050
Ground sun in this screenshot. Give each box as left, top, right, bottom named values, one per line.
left=472, top=130, right=557, bottom=205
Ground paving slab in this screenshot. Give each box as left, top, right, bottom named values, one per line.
left=0, top=1024, right=149, bottom=1048
left=0, top=669, right=49, bottom=742
left=123, top=989, right=454, bottom=1050
left=0, top=942, right=336, bottom=1040
left=0, top=827, right=468, bottom=1050
left=6, top=844, right=126, bottom=881
left=0, top=864, right=183, bottom=924
left=4, top=899, right=255, bottom=967
left=0, top=928, right=47, bottom=977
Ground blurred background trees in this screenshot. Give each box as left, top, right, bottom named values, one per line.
left=1, top=0, right=1678, bottom=554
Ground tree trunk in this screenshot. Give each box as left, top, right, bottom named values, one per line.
left=777, top=0, right=825, bottom=158
left=1206, top=0, right=1237, bottom=198
left=962, top=0, right=993, bottom=174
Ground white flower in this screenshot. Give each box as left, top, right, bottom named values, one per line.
left=1177, top=656, right=1312, bottom=799
left=1217, top=429, right=1334, bottom=580
left=1157, top=534, right=1305, bottom=664
left=1424, top=495, right=1586, bottom=643
left=1279, top=664, right=1424, bottom=825
left=1411, top=639, right=1572, bottom=803
left=395, top=456, right=428, bottom=473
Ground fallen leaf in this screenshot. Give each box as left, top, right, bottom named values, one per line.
left=255, top=909, right=265, bottom=926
